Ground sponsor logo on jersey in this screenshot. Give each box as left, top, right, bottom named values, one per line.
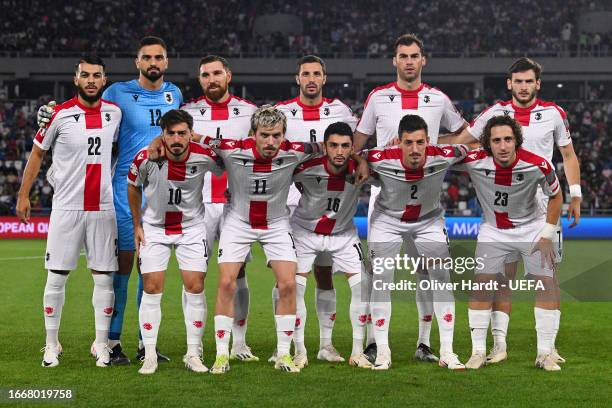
left=388, top=95, right=395, bottom=102
left=164, top=92, right=173, bottom=104
left=291, top=109, right=298, bottom=117
left=132, top=94, right=139, bottom=102
left=316, top=176, right=322, bottom=184
left=503, top=110, right=510, bottom=116
left=200, top=108, right=207, bottom=116
left=485, top=169, right=491, bottom=176
left=73, top=114, right=80, bottom=122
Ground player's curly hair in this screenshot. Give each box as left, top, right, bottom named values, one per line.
left=250, top=105, right=287, bottom=134
left=481, top=115, right=523, bottom=155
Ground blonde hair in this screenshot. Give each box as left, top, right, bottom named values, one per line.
left=250, top=104, right=287, bottom=134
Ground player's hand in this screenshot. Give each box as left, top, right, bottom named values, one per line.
left=16, top=195, right=31, bottom=223
left=386, top=137, right=400, bottom=147
left=147, top=135, right=165, bottom=161
left=355, top=157, right=370, bottom=185
left=567, top=197, right=581, bottom=228
left=531, top=238, right=556, bottom=270
left=37, top=101, right=56, bottom=128
left=134, top=225, right=146, bottom=257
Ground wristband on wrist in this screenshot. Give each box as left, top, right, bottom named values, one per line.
left=540, top=223, right=557, bottom=240
left=569, top=184, right=582, bottom=198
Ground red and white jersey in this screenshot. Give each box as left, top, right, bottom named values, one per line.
left=127, top=142, right=220, bottom=234
left=467, top=99, right=571, bottom=162
left=455, top=148, right=560, bottom=229
left=34, top=96, right=121, bottom=211
left=203, top=136, right=322, bottom=229
left=292, top=157, right=361, bottom=235
left=356, top=82, right=466, bottom=145
left=276, top=97, right=357, bottom=142
left=365, top=144, right=468, bottom=222
left=181, top=95, right=257, bottom=204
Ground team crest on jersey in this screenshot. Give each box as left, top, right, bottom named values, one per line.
left=233, top=107, right=240, bottom=116
left=388, top=95, right=395, bottom=102
left=105, top=113, right=111, bottom=122
left=200, top=108, right=207, bottom=116
left=164, top=92, right=173, bottom=104
left=515, top=173, right=524, bottom=182
left=291, top=109, right=298, bottom=117
left=423, top=95, right=430, bottom=103
left=191, top=166, right=197, bottom=174
left=323, top=107, right=330, bottom=116
left=276, top=158, right=283, bottom=166
left=73, top=114, right=80, bottom=122
left=535, top=112, right=542, bottom=120
left=132, top=94, right=139, bottom=102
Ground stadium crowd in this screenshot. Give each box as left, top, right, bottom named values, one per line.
left=1, top=93, right=610, bottom=216
left=1, top=0, right=611, bottom=57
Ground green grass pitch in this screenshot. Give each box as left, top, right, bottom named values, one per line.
left=1, top=239, right=611, bottom=407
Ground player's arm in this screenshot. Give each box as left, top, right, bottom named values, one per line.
left=16, top=144, right=46, bottom=223
left=438, top=125, right=478, bottom=145
left=350, top=152, right=370, bottom=185
left=533, top=189, right=563, bottom=269
left=353, top=131, right=372, bottom=152
left=127, top=184, right=145, bottom=254
left=558, top=143, right=581, bottom=228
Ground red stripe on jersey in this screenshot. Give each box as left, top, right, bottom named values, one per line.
left=516, top=149, right=554, bottom=176
left=211, top=172, right=228, bottom=203
left=327, top=176, right=345, bottom=191
left=539, top=99, right=567, bottom=119
left=401, top=204, right=422, bottom=223
left=168, top=161, right=186, bottom=181
left=511, top=100, right=537, bottom=127
left=405, top=169, right=424, bottom=181
left=314, top=215, right=336, bottom=235
left=253, top=159, right=272, bottom=172
left=302, top=107, right=320, bottom=121
left=249, top=201, right=268, bottom=229
left=84, top=163, right=102, bottom=211
left=211, top=106, right=229, bottom=120
left=85, top=112, right=102, bottom=129
left=495, top=211, right=515, bottom=229
left=494, top=155, right=518, bottom=186
left=401, top=94, right=419, bottom=110
left=164, top=211, right=183, bottom=235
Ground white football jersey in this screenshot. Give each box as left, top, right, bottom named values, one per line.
left=127, top=142, right=220, bottom=234
left=181, top=95, right=257, bottom=203
left=292, top=157, right=361, bottom=235
left=455, top=148, right=560, bottom=228
left=365, top=144, right=468, bottom=222
left=356, top=82, right=466, bottom=145
left=276, top=96, right=358, bottom=207
left=467, top=99, right=571, bottom=162
left=203, top=136, right=322, bottom=228
left=34, top=97, right=121, bottom=211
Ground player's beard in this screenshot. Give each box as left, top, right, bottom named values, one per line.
left=512, top=88, right=537, bottom=106
left=301, top=83, right=322, bottom=100
left=141, top=67, right=165, bottom=82
left=168, top=143, right=188, bottom=158
left=397, top=65, right=421, bottom=84
left=76, top=85, right=103, bottom=103
left=205, top=82, right=228, bottom=102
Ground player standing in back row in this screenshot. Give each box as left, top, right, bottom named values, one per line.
left=440, top=57, right=581, bottom=364
left=353, top=33, right=468, bottom=363
left=18, top=55, right=121, bottom=368
left=273, top=55, right=358, bottom=363
left=181, top=55, right=258, bottom=362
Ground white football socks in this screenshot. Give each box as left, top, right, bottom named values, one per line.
left=232, top=277, right=249, bottom=348
left=275, top=314, right=296, bottom=357
left=214, top=315, right=233, bottom=356
left=348, top=274, right=367, bottom=356
left=92, top=274, right=114, bottom=346
left=491, top=311, right=509, bottom=350
left=416, top=272, right=434, bottom=347
left=535, top=307, right=556, bottom=355
left=316, top=288, right=336, bottom=349
left=294, top=275, right=308, bottom=353
left=183, top=290, right=206, bottom=356
left=139, top=292, right=162, bottom=360
left=468, top=308, right=491, bottom=354
left=43, top=271, right=68, bottom=346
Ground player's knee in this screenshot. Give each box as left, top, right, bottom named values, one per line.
left=50, top=270, right=70, bottom=275
left=504, top=262, right=518, bottom=279
left=185, top=280, right=204, bottom=294
left=218, top=276, right=237, bottom=295
left=277, top=279, right=296, bottom=298
left=142, top=277, right=163, bottom=294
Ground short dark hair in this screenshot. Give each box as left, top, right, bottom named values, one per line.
left=138, top=36, right=167, bottom=53
left=160, top=109, right=193, bottom=131
left=394, top=33, right=425, bottom=55
left=74, top=54, right=105, bottom=73
left=297, top=55, right=326, bottom=75
left=398, top=114, right=428, bottom=137
left=324, top=122, right=353, bottom=143
left=481, top=115, right=523, bottom=155
left=200, top=55, right=230, bottom=71
left=508, top=57, right=542, bottom=80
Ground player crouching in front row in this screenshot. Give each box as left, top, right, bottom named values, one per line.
left=127, top=110, right=222, bottom=374
left=456, top=115, right=564, bottom=371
